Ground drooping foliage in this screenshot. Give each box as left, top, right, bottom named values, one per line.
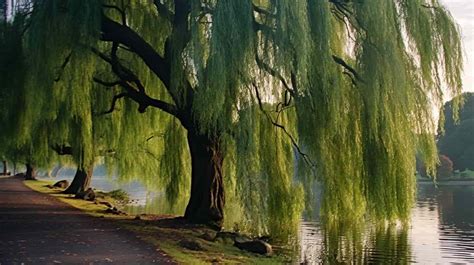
left=0, top=0, right=464, bottom=237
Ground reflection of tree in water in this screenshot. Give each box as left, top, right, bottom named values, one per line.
left=316, top=220, right=412, bottom=264
left=437, top=186, right=474, bottom=228
left=436, top=186, right=474, bottom=263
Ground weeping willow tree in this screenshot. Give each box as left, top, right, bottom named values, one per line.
left=0, top=5, right=180, bottom=195
left=0, top=10, right=52, bottom=180
left=10, top=0, right=463, bottom=232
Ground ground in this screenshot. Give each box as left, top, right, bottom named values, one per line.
left=0, top=175, right=173, bottom=264
left=0, top=176, right=289, bottom=264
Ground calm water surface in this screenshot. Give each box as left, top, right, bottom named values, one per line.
left=46, top=171, right=474, bottom=264
left=300, top=184, right=474, bottom=264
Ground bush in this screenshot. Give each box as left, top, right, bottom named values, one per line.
left=105, top=189, right=130, bottom=202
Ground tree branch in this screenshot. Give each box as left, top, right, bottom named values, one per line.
left=332, top=55, right=363, bottom=82
left=252, top=4, right=275, bottom=18
left=54, top=52, right=72, bottom=82
left=153, top=0, right=174, bottom=22
left=252, top=82, right=315, bottom=168
left=102, top=4, right=127, bottom=25
left=101, top=15, right=170, bottom=88
left=91, top=47, right=179, bottom=118
left=92, top=77, right=121, bottom=87
left=255, top=55, right=295, bottom=96
left=100, top=92, right=128, bottom=115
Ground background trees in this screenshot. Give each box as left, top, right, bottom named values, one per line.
left=0, top=0, right=464, bottom=234
left=436, top=155, right=454, bottom=179
left=438, top=93, right=474, bottom=171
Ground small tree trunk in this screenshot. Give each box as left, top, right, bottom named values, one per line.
left=25, top=163, right=37, bottom=180
left=51, top=165, right=62, bottom=178
left=63, top=165, right=93, bottom=195
left=2, top=160, right=7, bottom=175
left=184, top=130, right=225, bottom=228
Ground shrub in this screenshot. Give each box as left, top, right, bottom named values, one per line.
left=106, top=189, right=130, bottom=202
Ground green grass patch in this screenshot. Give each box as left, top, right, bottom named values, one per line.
left=24, top=180, right=128, bottom=219
left=24, top=179, right=289, bottom=264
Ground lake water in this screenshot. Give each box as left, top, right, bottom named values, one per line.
left=43, top=171, right=474, bottom=264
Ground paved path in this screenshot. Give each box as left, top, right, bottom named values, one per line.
left=0, top=176, right=174, bottom=264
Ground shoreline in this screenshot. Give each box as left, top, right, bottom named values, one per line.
left=417, top=179, right=474, bottom=186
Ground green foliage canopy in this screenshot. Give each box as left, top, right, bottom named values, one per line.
left=0, top=0, right=464, bottom=235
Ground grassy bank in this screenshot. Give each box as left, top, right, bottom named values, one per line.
left=24, top=179, right=289, bottom=264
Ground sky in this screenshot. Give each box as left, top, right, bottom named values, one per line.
left=441, top=0, right=474, bottom=92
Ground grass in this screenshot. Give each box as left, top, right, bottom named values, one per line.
left=24, top=179, right=289, bottom=264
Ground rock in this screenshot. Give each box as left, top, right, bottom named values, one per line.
left=99, top=201, right=114, bottom=208
left=14, top=173, right=25, bottom=178
left=53, top=180, right=69, bottom=189
left=75, top=188, right=96, bottom=201
left=179, top=239, right=204, bottom=251
left=105, top=207, right=126, bottom=215
left=235, top=240, right=272, bottom=256
left=200, top=232, right=216, bottom=242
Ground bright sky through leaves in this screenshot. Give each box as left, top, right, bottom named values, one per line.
left=442, top=0, right=474, bottom=91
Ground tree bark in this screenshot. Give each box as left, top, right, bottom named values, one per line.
left=184, top=130, right=225, bottom=228
left=2, top=160, right=7, bottom=175
left=25, top=163, right=36, bottom=180
left=63, top=165, right=93, bottom=195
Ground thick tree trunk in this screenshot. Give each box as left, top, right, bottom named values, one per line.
left=2, top=160, right=7, bottom=175
left=25, top=163, right=36, bottom=180
left=184, top=131, right=225, bottom=228
left=63, top=165, right=93, bottom=195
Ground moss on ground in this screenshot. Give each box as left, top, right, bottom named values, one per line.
left=24, top=180, right=289, bottom=264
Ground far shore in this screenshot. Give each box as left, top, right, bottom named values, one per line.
left=417, top=179, right=474, bottom=186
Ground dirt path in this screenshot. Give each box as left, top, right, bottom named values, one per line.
left=0, top=176, right=174, bottom=265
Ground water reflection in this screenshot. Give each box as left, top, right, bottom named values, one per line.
left=419, top=184, right=474, bottom=263
left=300, top=220, right=412, bottom=264
left=301, top=183, right=474, bottom=264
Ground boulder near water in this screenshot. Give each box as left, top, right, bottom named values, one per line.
left=234, top=239, right=272, bottom=256
left=75, top=188, right=96, bottom=201
left=53, top=180, right=69, bottom=189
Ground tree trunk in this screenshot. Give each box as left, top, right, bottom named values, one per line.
left=25, top=163, right=36, bottom=180
left=2, top=160, right=7, bottom=175
left=184, top=130, right=225, bottom=228
left=63, top=165, right=93, bottom=195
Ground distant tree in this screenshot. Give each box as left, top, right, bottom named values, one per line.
left=436, top=155, right=454, bottom=179
left=438, top=93, right=474, bottom=170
